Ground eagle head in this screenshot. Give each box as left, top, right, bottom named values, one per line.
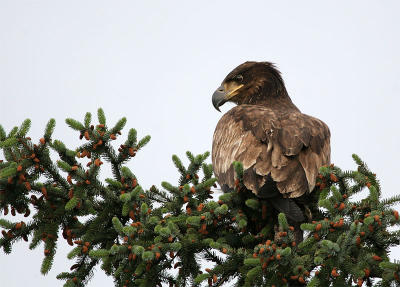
left=212, top=61, right=290, bottom=111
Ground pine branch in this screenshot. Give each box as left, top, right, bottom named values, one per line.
left=2, top=111, right=400, bottom=287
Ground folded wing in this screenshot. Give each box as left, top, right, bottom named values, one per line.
left=212, top=105, right=330, bottom=198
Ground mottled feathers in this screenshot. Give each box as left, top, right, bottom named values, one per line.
left=211, top=62, right=331, bottom=225
left=212, top=105, right=330, bottom=199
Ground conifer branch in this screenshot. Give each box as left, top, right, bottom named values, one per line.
left=1, top=110, right=400, bottom=287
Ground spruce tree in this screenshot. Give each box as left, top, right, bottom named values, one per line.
left=1, top=109, right=400, bottom=286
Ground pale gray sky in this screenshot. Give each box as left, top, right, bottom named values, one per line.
left=1, top=1, right=400, bottom=286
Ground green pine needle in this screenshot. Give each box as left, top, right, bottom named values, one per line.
left=18, top=119, right=31, bottom=137
left=127, top=128, right=137, bottom=145
left=65, top=197, right=79, bottom=210
left=65, top=118, right=85, bottom=131
left=111, top=117, right=127, bottom=133
left=97, top=108, right=106, bottom=125
left=137, top=135, right=151, bottom=149
left=0, top=124, right=6, bottom=141
left=44, top=119, right=56, bottom=139
left=0, top=137, right=18, bottom=148
left=84, top=112, right=92, bottom=128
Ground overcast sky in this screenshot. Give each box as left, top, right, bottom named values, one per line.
left=1, top=1, right=400, bottom=286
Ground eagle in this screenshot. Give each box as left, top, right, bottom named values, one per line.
left=211, top=61, right=330, bottom=240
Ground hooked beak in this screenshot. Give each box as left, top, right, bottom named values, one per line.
left=212, top=86, right=226, bottom=112
left=212, top=84, right=244, bottom=112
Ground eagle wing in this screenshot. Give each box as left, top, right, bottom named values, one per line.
left=212, top=104, right=330, bottom=198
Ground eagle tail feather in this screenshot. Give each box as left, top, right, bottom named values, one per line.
left=270, top=197, right=304, bottom=223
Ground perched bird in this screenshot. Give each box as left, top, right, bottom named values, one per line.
left=211, top=61, right=330, bottom=241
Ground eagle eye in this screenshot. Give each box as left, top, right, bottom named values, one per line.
left=234, top=75, right=243, bottom=82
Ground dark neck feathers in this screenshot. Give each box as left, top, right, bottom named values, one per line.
left=236, top=78, right=300, bottom=112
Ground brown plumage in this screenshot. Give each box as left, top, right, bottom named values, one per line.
left=211, top=62, right=330, bottom=229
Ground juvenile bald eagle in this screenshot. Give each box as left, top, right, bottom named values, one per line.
left=212, top=62, right=330, bottom=234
